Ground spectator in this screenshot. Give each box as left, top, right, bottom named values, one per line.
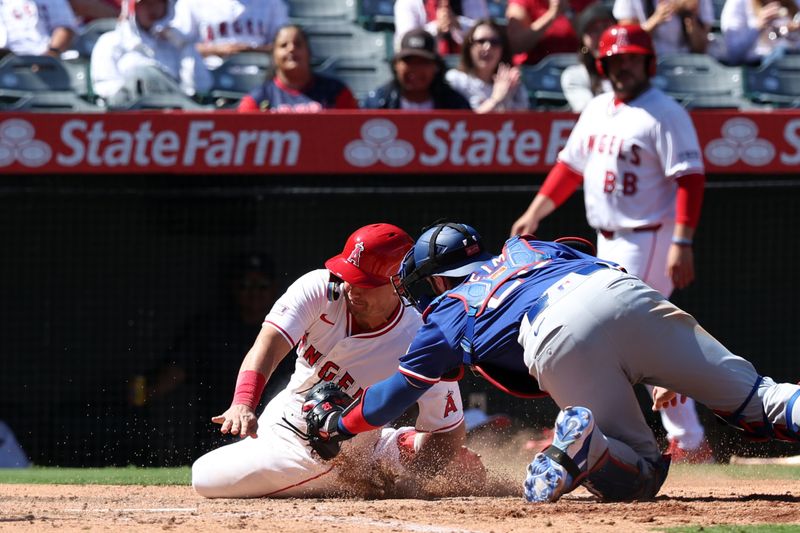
left=560, top=2, right=615, bottom=112
left=446, top=19, right=530, bottom=112
left=721, top=0, right=800, bottom=65
left=69, top=0, right=121, bottom=24
left=506, top=0, right=596, bottom=65
left=0, top=0, right=77, bottom=57
left=90, top=0, right=212, bottom=105
left=363, top=28, right=472, bottom=110
left=171, top=0, right=287, bottom=69
left=393, top=0, right=490, bottom=54
left=237, top=24, right=358, bottom=112
left=133, top=252, right=295, bottom=463
left=614, top=0, right=714, bottom=54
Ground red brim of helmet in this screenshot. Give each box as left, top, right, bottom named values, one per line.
left=324, top=256, right=389, bottom=288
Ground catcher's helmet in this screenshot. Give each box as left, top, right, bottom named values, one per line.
left=595, top=24, right=656, bottom=77
left=392, top=222, right=492, bottom=312
left=325, top=223, right=413, bottom=288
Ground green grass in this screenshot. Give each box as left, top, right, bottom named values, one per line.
left=0, top=466, right=191, bottom=485
left=665, top=526, right=800, bottom=532
left=670, top=463, right=800, bottom=480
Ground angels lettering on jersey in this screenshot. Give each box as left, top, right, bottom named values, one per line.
left=205, top=17, right=268, bottom=42
left=299, top=335, right=366, bottom=401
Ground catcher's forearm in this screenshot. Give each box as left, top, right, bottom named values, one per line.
left=340, top=372, right=427, bottom=434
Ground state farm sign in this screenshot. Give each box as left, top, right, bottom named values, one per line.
left=1, top=111, right=799, bottom=175
left=57, top=119, right=301, bottom=168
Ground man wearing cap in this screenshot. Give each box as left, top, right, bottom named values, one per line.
left=191, top=223, right=474, bottom=498
left=362, top=28, right=472, bottom=110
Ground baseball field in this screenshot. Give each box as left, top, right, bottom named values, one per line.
left=3, top=434, right=800, bottom=533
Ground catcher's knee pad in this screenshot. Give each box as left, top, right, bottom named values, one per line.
left=582, top=453, right=670, bottom=502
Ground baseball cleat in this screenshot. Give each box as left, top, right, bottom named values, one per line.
left=523, top=406, right=595, bottom=503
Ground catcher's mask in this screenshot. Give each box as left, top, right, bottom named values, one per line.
left=391, top=222, right=492, bottom=313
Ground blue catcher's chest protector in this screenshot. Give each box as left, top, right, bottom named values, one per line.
left=443, top=236, right=552, bottom=367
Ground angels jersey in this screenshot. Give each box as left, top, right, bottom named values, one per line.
left=0, top=0, right=77, bottom=55
left=263, top=269, right=464, bottom=434
left=558, top=87, right=704, bottom=232
left=172, top=0, right=287, bottom=48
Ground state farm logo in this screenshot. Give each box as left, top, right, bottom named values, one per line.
left=343, top=119, right=415, bottom=167
left=704, top=118, right=775, bottom=167
left=0, top=119, right=52, bottom=167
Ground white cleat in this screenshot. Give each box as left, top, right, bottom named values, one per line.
left=523, top=406, right=595, bottom=503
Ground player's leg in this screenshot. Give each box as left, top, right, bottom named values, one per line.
left=191, top=420, right=338, bottom=498
left=599, top=228, right=710, bottom=460
left=521, top=269, right=668, bottom=502
left=602, top=276, right=800, bottom=442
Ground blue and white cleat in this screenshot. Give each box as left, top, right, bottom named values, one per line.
left=523, top=406, right=595, bottom=503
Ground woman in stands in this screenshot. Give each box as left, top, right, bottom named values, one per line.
left=393, top=0, right=490, bottom=54
left=445, top=19, right=529, bottom=112
left=560, top=2, right=615, bottom=112
left=362, top=28, right=472, bottom=110
left=237, top=24, right=359, bottom=112
left=721, top=0, right=800, bottom=65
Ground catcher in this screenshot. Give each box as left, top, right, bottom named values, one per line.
left=192, top=223, right=479, bottom=498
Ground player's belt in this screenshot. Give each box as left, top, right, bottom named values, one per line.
left=524, top=263, right=609, bottom=324
left=597, top=223, right=662, bottom=240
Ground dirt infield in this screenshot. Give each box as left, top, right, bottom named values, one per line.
left=3, top=460, right=800, bottom=533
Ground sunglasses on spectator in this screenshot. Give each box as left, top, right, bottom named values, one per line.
left=472, top=37, right=502, bottom=47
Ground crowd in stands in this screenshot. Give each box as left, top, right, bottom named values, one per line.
left=0, top=0, right=798, bottom=111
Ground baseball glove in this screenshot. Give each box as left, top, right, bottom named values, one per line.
left=303, top=381, right=354, bottom=460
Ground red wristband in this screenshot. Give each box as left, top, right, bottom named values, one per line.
left=232, top=370, right=267, bottom=410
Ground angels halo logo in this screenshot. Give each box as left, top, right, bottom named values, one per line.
left=0, top=118, right=52, bottom=167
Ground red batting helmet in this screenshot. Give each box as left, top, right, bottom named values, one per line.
left=325, top=223, right=414, bottom=288
left=595, top=24, right=656, bottom=77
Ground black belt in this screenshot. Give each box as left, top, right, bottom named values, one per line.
left=598, top=223, right=662, bottom=240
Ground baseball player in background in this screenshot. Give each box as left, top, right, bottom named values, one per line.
left=171, top=0, right=288, bottom=69
left=192, top=223, right=473, bottom=498
left=0, top=0, right=77, bottom=56
left=305, top=221, right=800, bottom=503
left=511, top=23, right=712, bottom=463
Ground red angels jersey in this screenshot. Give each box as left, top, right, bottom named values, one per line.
left=263, top=269, right=464, bottom=434
left=558, top=87, right=705, bottom=232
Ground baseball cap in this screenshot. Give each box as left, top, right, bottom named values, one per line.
left=395, top=28, right=438, bottom=62
left=575, top=2, right=616, bottom=37
left=325, top=223, right=414, bottom=288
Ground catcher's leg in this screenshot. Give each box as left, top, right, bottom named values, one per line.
left=524, top=406, right=668, bottom=503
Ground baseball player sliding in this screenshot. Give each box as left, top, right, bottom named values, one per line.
left=303, top=222, right=800, bottom=503
left=192, top=223, right=476, bottom=498
left=511, top=23, right=712, bottom=463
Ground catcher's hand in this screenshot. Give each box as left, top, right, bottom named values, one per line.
left=303, top=381, right=355, bottom=460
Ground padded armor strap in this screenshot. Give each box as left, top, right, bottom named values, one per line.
left=543, top=445, right=582, bottom=481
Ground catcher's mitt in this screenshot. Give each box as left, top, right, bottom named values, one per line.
left=303, top=381, right=354, bottom=460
